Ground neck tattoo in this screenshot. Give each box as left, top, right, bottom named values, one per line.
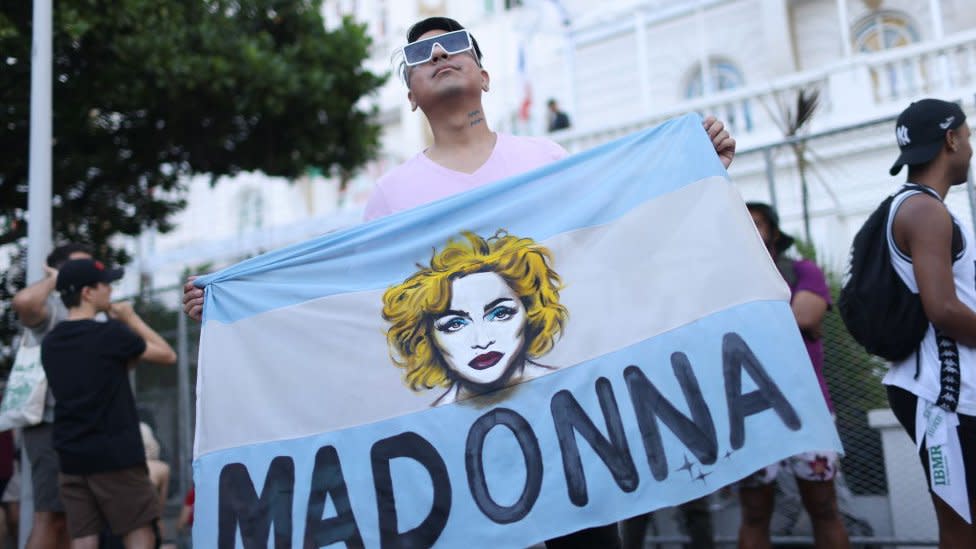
left=468, top=109, right=484, bottom=127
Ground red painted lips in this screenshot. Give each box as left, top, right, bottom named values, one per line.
left=468, top=351, right=503, bottom=370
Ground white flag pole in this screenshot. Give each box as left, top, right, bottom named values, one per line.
left=21, top=1, right=53, bottom=547
left=26, top=0, right=53, bottom=284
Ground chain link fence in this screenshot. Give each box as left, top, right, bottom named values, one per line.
left=631, top=298, right=911, bottom=548
left=126, top=283, right=200, bottom=548
left=629, top=110, right=973, bottom=547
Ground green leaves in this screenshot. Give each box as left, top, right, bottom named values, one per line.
left=0, top=0, right=385, bottom=247
left=0, top=0, right=386, bottom=349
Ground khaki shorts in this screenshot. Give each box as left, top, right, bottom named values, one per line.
left=59, top=465, right=159, bottom=538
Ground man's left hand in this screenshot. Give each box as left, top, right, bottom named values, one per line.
left=703, top=116, right=736, bottom=169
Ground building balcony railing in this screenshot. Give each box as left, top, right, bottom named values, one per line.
left=556, top=28, right=976, bottom=154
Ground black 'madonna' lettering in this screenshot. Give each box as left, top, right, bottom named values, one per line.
left=723, top=332, right=801, bottom=449
left=551, top=377, right=638, bottom=506
left=213, top=331, right=800, bottom=545
left=465, top=408, right=543, bottom=523
left=371, top=431, right=451, bottom=548
left=305, top=445, right=364, bottom=548
left=624, top=351, right=718, bottom=481
left=218, top=457, right=294, bottom=549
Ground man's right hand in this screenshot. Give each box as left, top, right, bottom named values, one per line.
left=183, top=275, right=204, bottom=322
left=110, top=301, right=135, bottom=321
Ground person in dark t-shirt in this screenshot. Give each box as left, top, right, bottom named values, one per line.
left=547, top=98, right=571, bottom=132
left=40, top=259, right=176, bottom=549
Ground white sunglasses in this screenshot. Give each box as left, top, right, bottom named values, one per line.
left=401, top=30, right=474, bottom=67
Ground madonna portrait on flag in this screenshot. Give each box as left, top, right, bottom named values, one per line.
left=382, top=230, right=569, bottom=406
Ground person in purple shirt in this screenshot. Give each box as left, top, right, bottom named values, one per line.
left=738, top=202, right=849, bottom=549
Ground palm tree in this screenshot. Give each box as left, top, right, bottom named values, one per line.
left=765, top=88, right=821, bottom=242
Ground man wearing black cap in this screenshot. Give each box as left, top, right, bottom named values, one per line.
left=738, top=203, right=849, bottom=549
left=40, top=259, right=176, bottom=549
left=882, top=98, right=976, bottom=546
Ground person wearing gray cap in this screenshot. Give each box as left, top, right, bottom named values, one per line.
left=883, top=98, right=976, bottom=547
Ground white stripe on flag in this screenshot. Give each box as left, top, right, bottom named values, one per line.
left=194, top=176, right=787, bottom=457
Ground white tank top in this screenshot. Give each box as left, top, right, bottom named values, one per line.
left=883, top=185, right=976, bottom=415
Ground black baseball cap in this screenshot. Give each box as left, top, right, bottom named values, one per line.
left=746, top=202, right=795, bottom=253
left=406, top=17, right=483, bottom=62
left=889, top=98, right=966, bottom=176
left=56, top=258, right=124, bottom=294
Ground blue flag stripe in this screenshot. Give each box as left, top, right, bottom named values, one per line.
left=193, top=300, right=840, bottom=548
left=196, top=114, right=726, bottom=324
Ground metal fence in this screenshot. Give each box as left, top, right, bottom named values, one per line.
left=626, top=299, right=913, bottom=548
left=125, top=282, right=200, bottom=547
left=626, top=110, right=976, bottom=547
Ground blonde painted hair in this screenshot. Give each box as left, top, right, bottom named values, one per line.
left=382, top=230, right=567, bottom=391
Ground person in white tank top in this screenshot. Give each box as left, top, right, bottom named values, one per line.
left=885, top=98, right=974, bottom=546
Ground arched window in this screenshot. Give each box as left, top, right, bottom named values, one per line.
left=853, top=10, right=920, bottom=53
left=853, top=11, right=921, bottom=99
left=684, top=58, right=752, bottom=131
left=685, top=59, right=746, bottom=98
left=237, top=187, right=265, bottom=235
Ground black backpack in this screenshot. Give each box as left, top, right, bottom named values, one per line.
left=838, top=184, right=938, bottom=361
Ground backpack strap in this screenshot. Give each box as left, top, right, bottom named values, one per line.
left=889, top=184, right=942, bottom=260
left=897, top=184, right=945, bottom=372
left=774, top=256, right=797, bottom=288
left=893, top=183, right=964, bottom=261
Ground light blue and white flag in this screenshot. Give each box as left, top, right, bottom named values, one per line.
left=192, top=114, right=842, bottom=548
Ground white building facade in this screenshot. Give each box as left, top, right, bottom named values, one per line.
left=140, top=0, right=976, bottom=286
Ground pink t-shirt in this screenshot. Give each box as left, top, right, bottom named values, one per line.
left=364, top=132, right=568, bottom=221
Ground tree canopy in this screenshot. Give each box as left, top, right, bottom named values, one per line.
left=0, top=0, right=386, bottom=350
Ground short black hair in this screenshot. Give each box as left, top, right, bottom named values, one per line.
left=399, top=17, right=483, bottom=86
left=46, top=243, right=92, bottom=269
left=406, top=17, right=483, bottom=61
left=746, top=202, right=795, bottom=253
left=59, top=286, right=92, bottom=308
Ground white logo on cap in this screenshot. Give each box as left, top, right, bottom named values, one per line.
left=940, top=116, right=955, bottom=130
left=896, top=125, right=911, bottom=146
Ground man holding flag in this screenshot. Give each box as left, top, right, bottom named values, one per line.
left=182, top=16, right=741, bottom=549
left=360, top=15, right=735, bottom=549
left=360, top=16, right=735, bottom=220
